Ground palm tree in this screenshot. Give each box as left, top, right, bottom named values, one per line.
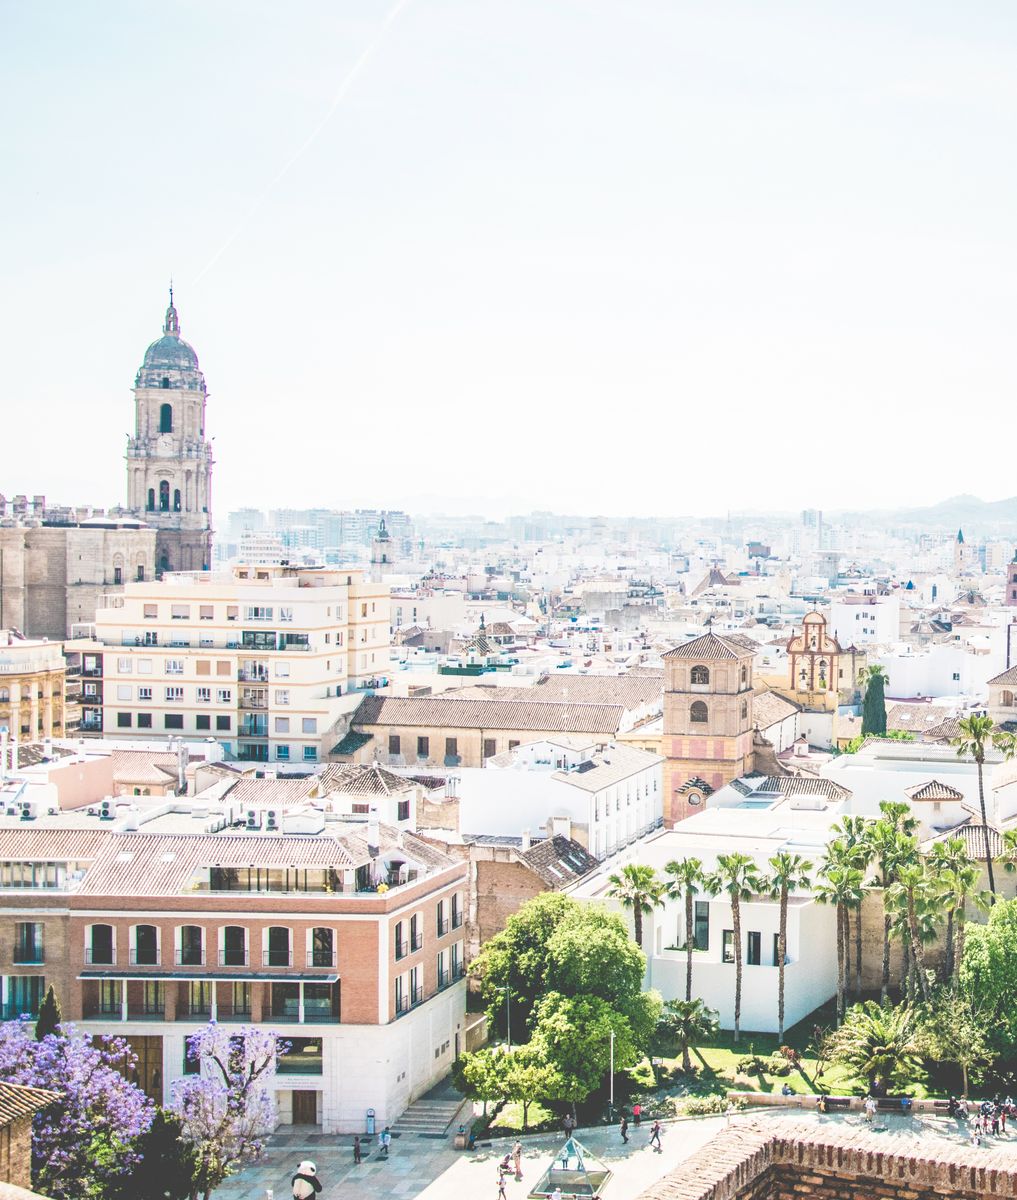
left=928, top=837, right=982, bottom=983
left=953, top=714, right=998, bottom=900
left=833, top=815, right=874, bottom=997
left=887, top=860, right=934, bottom=1002
left=763, top=851, right=813, bottom=1041
left=827, top=1000, right=922, bottom=1094
left=607, top=863, right=664, bottom=948
left=858, top=664, right=889, bottom=736
left=664, top=857, right=704, bottom=1002
left=705, top=852, right=763, bottom=1043
left=815, top=847, right=864, bottom=1023
left=656, top=997, right=719, bottom=1073
left=870, top=805, right=919, bottom=1002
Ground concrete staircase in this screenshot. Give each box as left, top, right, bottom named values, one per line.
left=392, top=1095, right=468, bottom=1137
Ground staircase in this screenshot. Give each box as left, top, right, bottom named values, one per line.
left=392, top=1095, right=468, bottom=1137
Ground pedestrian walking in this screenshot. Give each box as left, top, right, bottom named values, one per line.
left=513, top=1140, right=523, bottom=1180
left=620, top=1115, right=629, bottom=1144
left=863, top=1097, right=877, bottom=1124
left=649, top=1120, right=662, bottom=1152
left=291, top=1161, right=322, bottom=1199
left=632, top=1102, right=642, bottom=1128
left=551, top=1189, right=563, bottom=1200
left=379, top=1125, right=392, bottom=1157
left=497, top=1171, right=508, bottom=1199
left=353, top=1135, right=362, bottom=1164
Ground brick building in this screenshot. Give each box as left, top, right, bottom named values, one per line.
left=0, top=777, right=467, bottom=1133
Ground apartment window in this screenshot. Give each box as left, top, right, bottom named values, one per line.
left=416, top=736, right=429, bottom=759
left=277, top=1037, right=322, bottom=1075
left=311, top=927, right=334, bottom=967
left=388, top=735, right=400, bottom=756
left=187, top=980, right=212, bottom=1017
left=275, top=717, right=290, bottom=733
left=216, top=715, right=231, bottom=731
left=397, top=799, right=410, bottom=821
left=693, top=901, right=709, bottom=950
left=165, top=686, right=184, bottom=702
left=395, top=920, right=407, bottom=960
left=277, top=745, right=290, bottom=760
left=217, top=688, right=232, bottom=703
left=196, top=715, right=211, bottom=731
left=137, top=686, right=152, bottom=701
left=275, top=690, right=290, bottom=706
left=747, top=931, right=761, bottom=966
left=483, top=738, right=496, bottom=759
left=171, top=605, right=190, bottom=620
left=117, top=657, right=132, bottom=673
left=265, top=927, right=290, bottom=968
left=722, top=930, right=735, bottom=964
left=88, top=924, right=115, bottom=965
left=116, top=712, right=132, bottom=728
left=437, top=900, right=448, bottom=937
left=445, top=737, right=458, bottom=759
left=199, top=605, right=214, bottom=620
left=178, top=925, right=203, bottom=966
left=196, top=686, right=211, bottom=703
left=196, top=661, right=211, bottom=676
left=142, top=981, right=164, bottom=1015
left=451, top=893, right=462, bottom=929
left=231, top=982, right=251, bottom=1016
left=303, top=746, right=317, bottom=762
left=165, top=714, right=184, bottom=730
left=226, top=606, right=239, bottom=621
left=410, top=965, right=422, bottom=1005
left=143, top=604, right=158, bottom=619
left=216, top=661, right=231, bottom=676
left=508, top=740, right=519, bottom=751
left=301, top=718, right=317, bottom=734
left=137, top=713, right=152, bottom=729
left=279, top=607, right=293, bottom=622
left=97, top=979, right=120, bottom=1016
left=165, top=659, right=184, bottom=675
left=134, top=924, right=158, bottom=966
left=410, top=914, right=422, bottom=952
left=222, top=926, right=246, bottom=966
left=395, top=974, right=407, bottom=1014
left=116, top=685, right=132, bottom=700
left=6, top=976, right=46, bottom=1020
left=14, top=923, right=43, bottom=964
left=245, top=606, right=274, bottom=621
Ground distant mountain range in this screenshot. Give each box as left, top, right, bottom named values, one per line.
left=833, top=494, right=1017, bottom=534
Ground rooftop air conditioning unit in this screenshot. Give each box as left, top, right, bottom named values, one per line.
left=99, top=799, right=114, bottom=820
left=246, top=809, right=261, bottom=829
left=19, top=801, right=34, bottom=821
left=265, top=809, right=279, bottom=831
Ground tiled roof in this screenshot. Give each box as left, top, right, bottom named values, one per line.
left=353, top=695, right=626, bottom=735
left=0, top=828, right=109, bottom=860
left=905, top=779, right=965, bottom=802
left=222, top=776, right=317, bottom=807
left=925, top=822, right=1004, bottom=860
left=13, top=744, right=74, bottom=769
left=0, top=1082, right=60, bottom=1124
left=752, top=691, right=800, bottom=728
left=886, top=703, right=957, bottom=733
left=678, top=776, right=714, bottom=795
left=662, top=632, right=755, bottom=661
left=550, top=744, right=662, bottom=791
left=331, top=730, right=374, bottom=756
left=919, top=719, right=963, bottom=743
left=110, top=751, right=179, bottom=786
left=520, top=836, right=598, bottom=887
left=752, top=775, right=852, bottom=801
left=988, top=665, right=1017, bottom=687
left=315, top=763, right=416, bottom=796
left=450, top=673, right=662, bottom=712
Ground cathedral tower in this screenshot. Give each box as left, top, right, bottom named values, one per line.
left=126, top=290, right=213, bottom=573
left=661, top=632, right=756, bottom=825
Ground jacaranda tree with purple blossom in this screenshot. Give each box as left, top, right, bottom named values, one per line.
left=0, top=1017, right=154, bottom=1200
left=172, top=1022, right=281, bottom=1200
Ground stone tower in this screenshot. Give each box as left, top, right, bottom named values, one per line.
left=661, top=632, right=756, bottom=825
left=126, top=290, right=213, bottom=574
left=1007, top=549, right=1017, bottom=607
left=370, top=516, right=392, bottom=580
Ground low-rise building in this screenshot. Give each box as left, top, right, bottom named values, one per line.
left=0, top=633, right=68, bottom=744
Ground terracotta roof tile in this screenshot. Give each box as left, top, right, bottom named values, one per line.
left=662, top=632, right=755, bottom=661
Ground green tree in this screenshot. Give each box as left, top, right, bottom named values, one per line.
left=928, top=838, right=986, bottom=986
left=952, top=714, right=999, bottom=900
left=35, top=985, right=61, bottom=1042
left=869, top=804, right=918, bottom=1001
left=655, top=997, right=718, bottom=1073
left=859, top=664, right=889, bottom=736
left=915, top=992, right=991, bottom=1098
left=706, top=852, right=763, bottom=1042
left=453, top=1047, right=508, bottom=1117
left=826, top=1001, right=922, bottom=1093
left=532, top=992, right=653, bottom=1099
left=958, top=896, right=1017, bottom=1055
left=606, top=863, right=664, bottom=949
left=887, top=861, right=935, bottom=1002
left=110, top=1110, right=195, bottom=1200
left=545, top=917, right=646, bottom=1004
left=499, top=1045, right=565, bottom=1131
left=762, top=852, right=813, bottom=1040
left=815, top=847, right=864, bottom=1023
left=664, top=857, right=704, bottom=1002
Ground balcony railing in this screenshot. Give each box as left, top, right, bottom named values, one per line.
left=437, top=969, right=449, bottom=990
left=175, top=950, right=204, bottom=967
left=452, top=962, right=466, bottom=980
left=13, top=951, right=44, bottom=965
left=218, top=950, right=248, bottom=967
left=451, top=912, right=463, bottom=930
left=306, top=951, right=336, bottom=968
left=237, top=670, right=270, bottom=683
left=263, top=950, right=292, bottom=967
left=436, top=919, right=449, bottom=937
left=130, top=949, right=160, bottom=966
left=84, top=948, right=115, bottom=965
left=410, top=933, right=423, bottom=952
left=394, top=941, right=408, bottom=961
left=410, top=984, right=424, bottom=1007
left=396, top=996, right=409, bottom=1016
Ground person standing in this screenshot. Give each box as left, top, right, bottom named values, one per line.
left=380, top=1126, right=392, bottom=1157
left=632, top=1102, right=642, bottom=1128
left=619, top=1115, right=629, bottom=1144
left=513, top=1141, right=523, bottom=1180
left=291, top=1161, right=322, bottom=1199
left=353, top=1135, right=362, bottom=1164
left=497, top=1170, right=508, bottom=1199
left=649, top=1121, right=662, bottom=1152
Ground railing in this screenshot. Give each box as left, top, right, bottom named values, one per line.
left=218, top=950, right=248, bottom=967
left=130, top=949, right=160, bottom=966
left=237, top=670, right=270, bottom=683
left=84, top=948, right=115, bottom=965
left=240, top=696, right=268, bottom=710
left=411, top=933, right=423, bottom=952
left=13, top=950, right=44, bottom=965
left=410, top=984, right=424, bottom=1007
left=306, top=951, right=336, bottom=968
left=436, top=919, right=449, bottom=937
left=452, top=962, right=466, bottom=980
left=395, top=941, right=408, bottom=961
left=175, top=950, right=204, bottom=967
left=451, top=912, right=463, bottom=930
left=437, top=969, right=449, bottom=990
left=263, top=950, right=292, bottom=967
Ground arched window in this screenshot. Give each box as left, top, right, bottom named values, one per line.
left=173, top=488, right=181, bottom=512
left=221, top=925, right=247, bottom=967
left=690, top=700, right=709, bottom=724
left=146, top=488, right=155, bottom=511
left=690, top=665, right=710, bottom=686
left=178, top=925, right=203, bottom=966
left=740, top=665, right=748, bottom=685
left=160, top=402, right=173, bottom=432
left=159, top=480, right=170, bottom=511
left=87, top=923, right=115, bottom=965
left=310, top=927, right=335, bottom=968
left=133, top=924, right=158, bottom=965
left=266, top=926, right=291, bottom=967
left=1004, top=690, right=1015, bottom=708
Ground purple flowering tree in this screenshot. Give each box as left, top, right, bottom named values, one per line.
left=171, top=1022, right=281, bottom=1200
left=0, top=1017, right=154, bottom=1200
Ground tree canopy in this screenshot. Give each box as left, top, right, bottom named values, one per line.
left=958, top=897, right=1017, bottom=1055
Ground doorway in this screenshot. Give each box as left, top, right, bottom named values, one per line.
left=293, top=1091, right=318, bottom=1125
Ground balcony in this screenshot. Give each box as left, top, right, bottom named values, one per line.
left=306, top=951, right=336, bottom=968
left=452, top=962, right=466, bottom=980
left=410, top=933, right=423, bottom=953
left=436, top=919, right=449, bottom=937
left=237, top=670, right=270, bottom=683
left=84, top=948, right=115, bottom=966
left=437, top=969, right=449, bottom=991
left=130, top=949, right=161, bottom=966
left=394, top=941, right=408, bottom=961
left=410, top=984, right=424, bottom=1007
left=451, top=912, right=463, bottom=930
left=218, top=950, right=248, bottom=967
left=240, top=692, right=268, bottom=710
left=175, top=950, right=204, bottom=967
left=263, top=950, right=292, bottom=968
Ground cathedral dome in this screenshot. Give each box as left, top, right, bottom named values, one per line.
left=135, top=289, right=206, bottom=391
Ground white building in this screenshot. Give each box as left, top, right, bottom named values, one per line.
left=829, top=594, right=901, bottom=647
left=455, top=737, right=663, bottom=858
left=74, top=564, right=389, bottom=765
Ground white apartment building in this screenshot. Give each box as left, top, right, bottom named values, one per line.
left=455, top=736, right=663, bottom=859
left=828, top=594, right=900, bottom=647
left=77, top=564, right=389, bottom=765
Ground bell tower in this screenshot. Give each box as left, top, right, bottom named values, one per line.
left=661, top=632, right=756, bottom=825
left=126, top=289, right=214, bottom=573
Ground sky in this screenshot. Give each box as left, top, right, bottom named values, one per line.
left=2, top=1, right=1017, bottom=520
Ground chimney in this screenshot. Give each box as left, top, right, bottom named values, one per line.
left=521, top=828, right=531, bottom=852
left=367, top=804, right=380, bottom=850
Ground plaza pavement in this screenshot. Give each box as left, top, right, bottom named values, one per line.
left=214, top=1104, right=1017, bottom=1200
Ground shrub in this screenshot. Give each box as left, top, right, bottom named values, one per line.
left=682, top=1094, right=745, bottom=1116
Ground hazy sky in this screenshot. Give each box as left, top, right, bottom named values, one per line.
left=3, top=1, right=1017, bottom=519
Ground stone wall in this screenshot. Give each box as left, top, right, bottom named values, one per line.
left=638, top=1120, right=1017, bottom=1200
